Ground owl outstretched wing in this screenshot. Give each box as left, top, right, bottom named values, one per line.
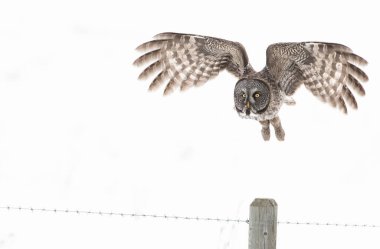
left=266, top=42, right=368, bottom=113
left=134, top=32, right=253, bottom=95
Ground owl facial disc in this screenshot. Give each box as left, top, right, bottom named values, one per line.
left=234, top=79, right=270, bottom=119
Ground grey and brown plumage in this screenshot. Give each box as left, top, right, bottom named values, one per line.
left=134, top=32, right=368, bottom=141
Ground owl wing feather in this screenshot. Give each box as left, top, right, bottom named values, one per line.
left=266, top=42, right=368, bottom=113
left=134, top=32, right=253, bottom=95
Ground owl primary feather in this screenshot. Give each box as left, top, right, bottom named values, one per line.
left=134, top=32, right=368, bottom=141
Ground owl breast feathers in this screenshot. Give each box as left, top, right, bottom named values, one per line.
left=134, top=32, right=368, bottom=141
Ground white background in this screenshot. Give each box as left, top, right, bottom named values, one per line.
left=0, top=0, right=379, bottom=248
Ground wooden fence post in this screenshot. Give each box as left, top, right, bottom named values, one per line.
left=248, top=198, right=278, bottom=249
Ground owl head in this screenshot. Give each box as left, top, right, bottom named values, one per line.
left=234, top=79, right=270, bottom=118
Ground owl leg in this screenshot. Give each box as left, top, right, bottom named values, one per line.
left=270, top=116, right=285, bottom=141
left=259, top=120, right=270, bottom=141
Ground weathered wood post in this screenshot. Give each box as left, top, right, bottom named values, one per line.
left=249, top=198, right=278, bottom=249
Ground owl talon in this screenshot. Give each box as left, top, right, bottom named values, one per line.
left=274, top=128, right=285, bottom=141
left=269, top=116, right=285, bottom=141
left=259, top=120, right=270, bottom=141
left=261, top=128, right=270, bottom=141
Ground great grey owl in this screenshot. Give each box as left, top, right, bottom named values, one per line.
left=133, top=32, right=368, bottom=141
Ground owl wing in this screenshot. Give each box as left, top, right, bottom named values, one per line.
left=134, top=32, right=253, bottom=95
left=266, top=42, right=368, bottom=113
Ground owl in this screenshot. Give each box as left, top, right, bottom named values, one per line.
left=133, top=32, right=368, bottom=141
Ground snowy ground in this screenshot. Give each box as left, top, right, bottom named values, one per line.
left=1, top=0, right=380, bottom=248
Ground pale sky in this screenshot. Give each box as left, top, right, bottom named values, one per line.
left=0, top=0, right=379, bottom=248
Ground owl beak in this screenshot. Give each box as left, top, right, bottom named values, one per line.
left=245, top=102, right=250, bottom=109
left=245, top=102, right=251, bottom=115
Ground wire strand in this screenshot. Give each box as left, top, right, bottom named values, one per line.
left=1, top=206, right=379, bottom=228
left=0, top=206, right=248, bottom=223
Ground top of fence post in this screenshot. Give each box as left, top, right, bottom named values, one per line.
left=249, top=198, right=278, bottom=249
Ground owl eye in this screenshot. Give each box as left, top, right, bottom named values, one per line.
left=242, top=93, right=247, bottom=98
left=253, top=92, right=261, bottom=98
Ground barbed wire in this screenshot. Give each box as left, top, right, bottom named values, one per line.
left=0, top=206, right=248, bottom=223
left=1, top=206, right=379, bottom=228
left=277, top=220, right=379, bottom=228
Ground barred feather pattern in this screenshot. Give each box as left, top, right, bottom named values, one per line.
left=266, top=42, right=368, bottom=113
left=134, top=32, right=252, bottom=95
